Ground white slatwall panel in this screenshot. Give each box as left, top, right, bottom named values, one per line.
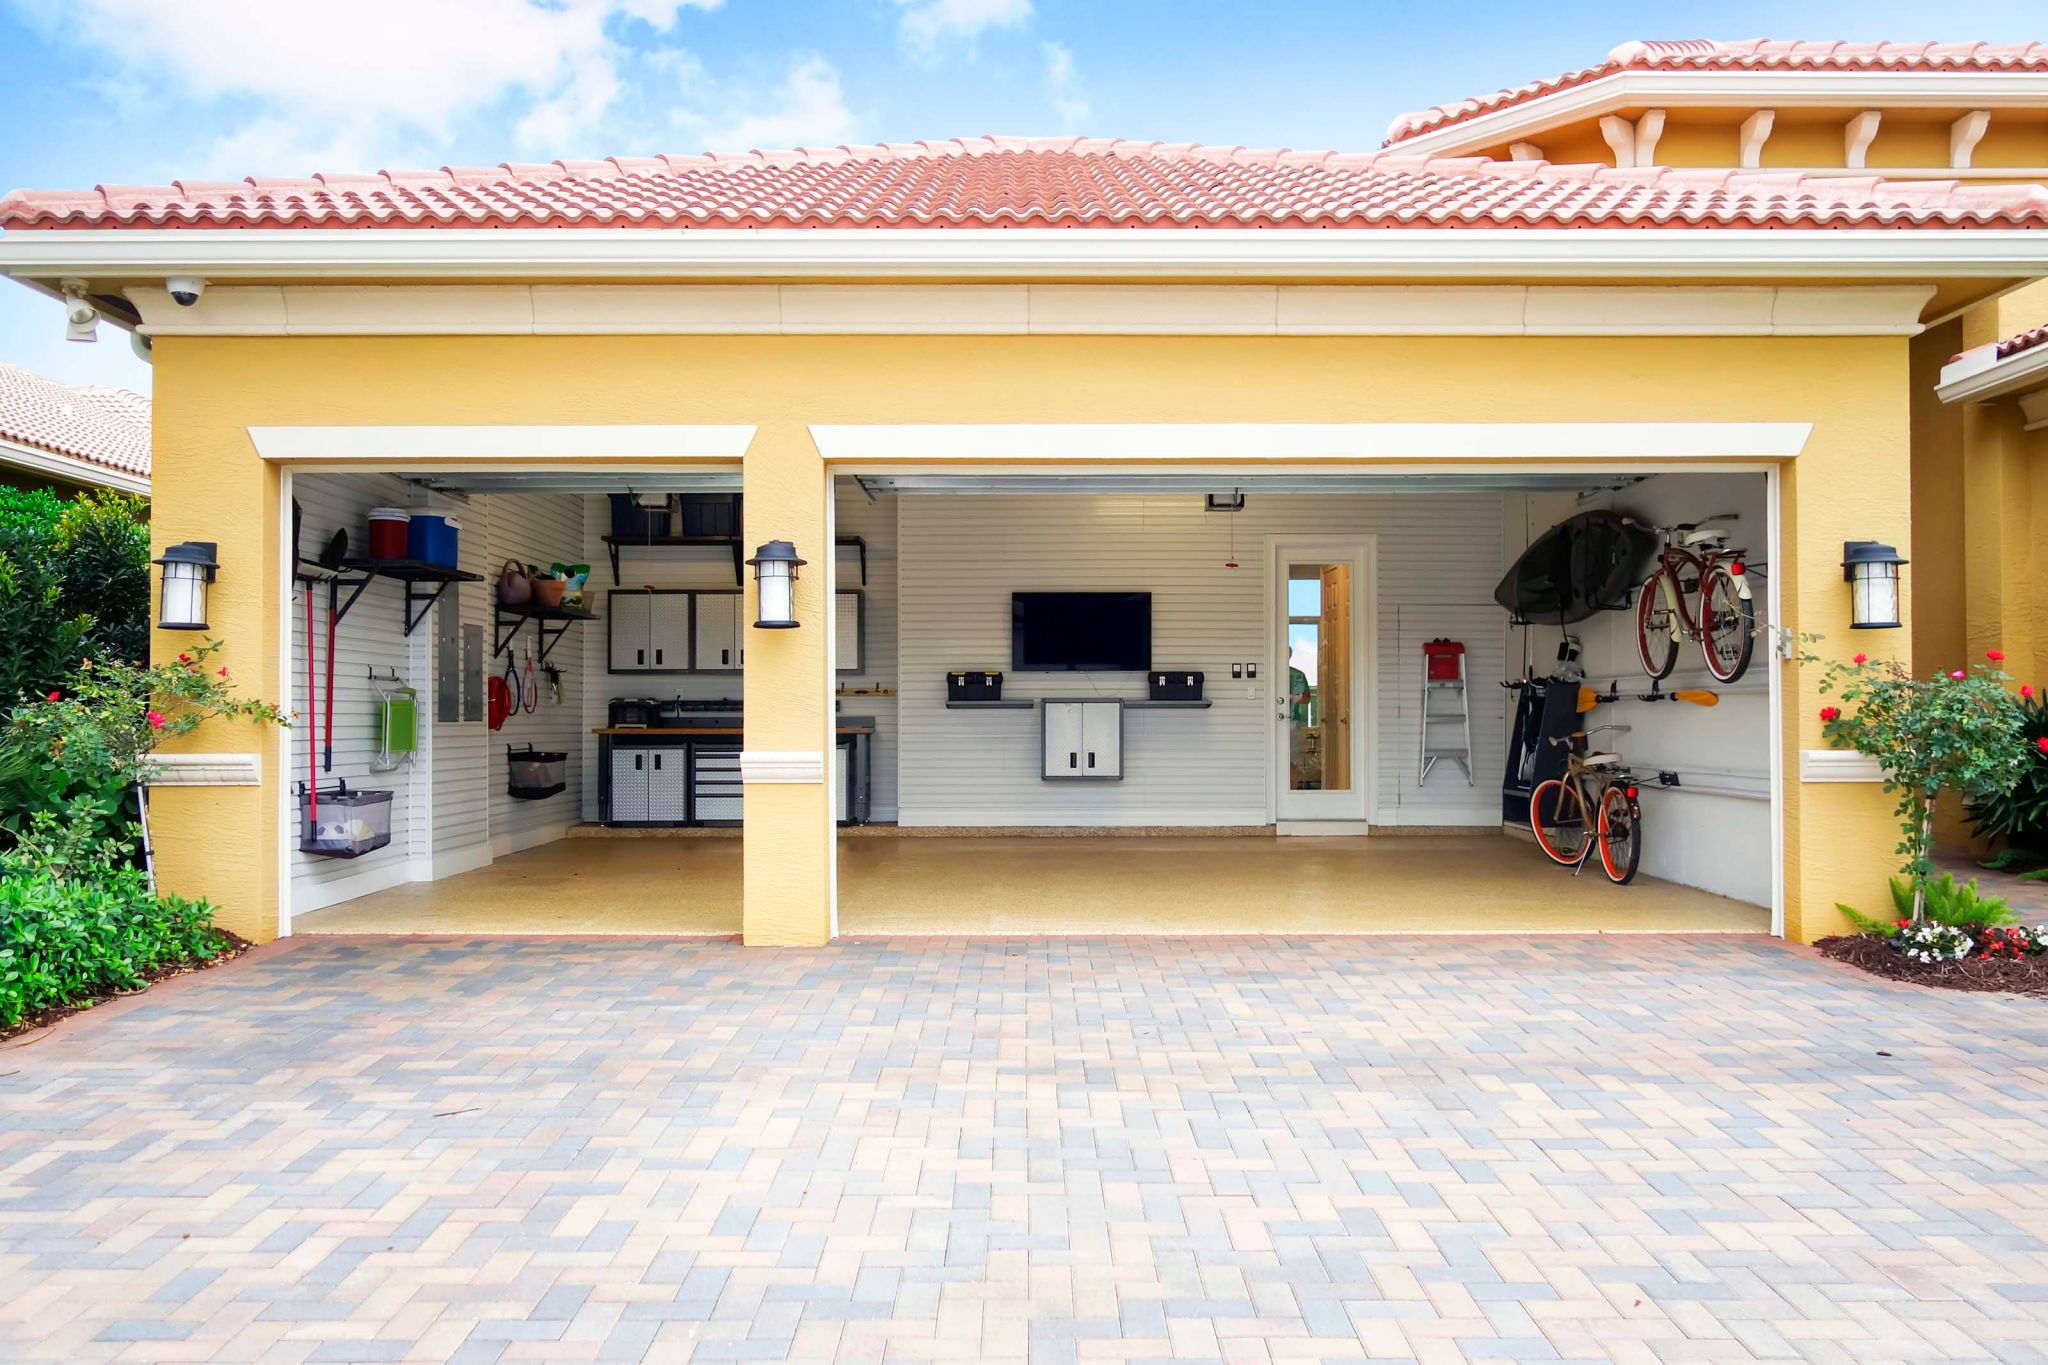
left=433, top=497, right=491, bottom=867
left=897, top=493, right=1508, bottom=827
left=835, top=486, right=899, bottom=820
left=289, top=474, right=428, bottom=909
left=1514, top=473, right=1771, bottom=906
left=485, top=495, right=589, bottom=849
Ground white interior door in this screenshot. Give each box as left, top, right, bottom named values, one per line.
left=1273, top=540, right=1371, bottom=825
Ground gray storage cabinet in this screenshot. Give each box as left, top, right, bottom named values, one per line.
left=608, top=744, right=687, bottom=822
left=608, top=589, right=690, bottom=673
left=1042, top=699, right=1123, bottom=780
left=693, top=592, right=743, bottom=672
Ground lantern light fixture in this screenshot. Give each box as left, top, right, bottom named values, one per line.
left=745, top=540, right=805, bottom=629
left=153, top=541, right=218, bottom=631
left=1842, top=540, right=1906, bottom=630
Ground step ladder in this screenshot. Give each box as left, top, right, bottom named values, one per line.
left=1419, top=639, right=1475, bottom=786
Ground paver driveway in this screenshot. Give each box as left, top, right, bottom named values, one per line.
left=2, top=936, right=2046, bottom=1364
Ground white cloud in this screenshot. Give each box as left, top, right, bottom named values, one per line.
left=892, top=0, right=1031, bottom=61
left=1043, top=42, right=1089, bottom=128
left=35, top=0, right=724, bottom=173
left=674, top=55, right=858, bottom=153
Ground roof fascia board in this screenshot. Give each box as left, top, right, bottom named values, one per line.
left=1, top=228, right=2043, bottom=281
left=1391, top=69, right=2048, bottom=156
left=0, top=434, right=149, bottom=493
left=1936, top=342, right=2048, bottom=404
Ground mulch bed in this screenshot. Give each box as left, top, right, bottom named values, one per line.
left=1816, top=933, right=2048, bottom=998
left=0, top=932, right=255, bottom=1047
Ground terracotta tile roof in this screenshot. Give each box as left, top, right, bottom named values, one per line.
left=3, top=138, right=2046, bottom=232
left=1996, top=323, right=2048, bottom=360
left=1386, top=40, right=2048, bottom=144
left=0, top=361, right=150, bottom=483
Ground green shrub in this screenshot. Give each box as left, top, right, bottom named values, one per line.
left=0, top=856, right=229, bottom=1031
left=1968, top=690, right=2048, bottom=868
left=55, top=491, right=150, bottom=668
left=1837, top=873, right=2017, bottom=938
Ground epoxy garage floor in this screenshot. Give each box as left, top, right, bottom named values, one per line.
left=4, top=935, right=2045, bottom=1363
left=290, top=833, right=1767, bottom=935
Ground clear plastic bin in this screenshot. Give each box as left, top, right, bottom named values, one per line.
left=299, top=784, right=393, bottom=858
left=507, top=746, right=567, bottom=800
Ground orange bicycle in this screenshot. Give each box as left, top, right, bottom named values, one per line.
left=1631, top=515, right=1756, bottom=684
left=1529, top=725, right=1642, bottom=885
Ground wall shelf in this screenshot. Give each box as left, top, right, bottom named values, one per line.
left=1128, top=700, right=1213, bottom=708
left=945, top=700, right=1035, bottom=710
left=495, top=602, right=598, bottom=663
left=294, top=557, right=483, bottom=637
left=601, top=535, right=744, bottom=586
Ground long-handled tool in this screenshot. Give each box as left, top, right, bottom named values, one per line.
left=318, top=530, right=348, bottom=771
left=304, top=577, right=319, bottom=829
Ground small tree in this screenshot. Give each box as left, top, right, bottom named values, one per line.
left=1819, top=650, right=2030, bottom=920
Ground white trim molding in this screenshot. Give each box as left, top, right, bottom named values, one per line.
left=0, top=435, right=149, bottom=494
left=247, top=424, right=755, bottom=462
left=1937, top=342, right=2048, bottom=406
left=1384, top=69, right=2048, bottom=158
left=145, top=752, right=263, bottom=787
left=124, top=283, right=1938, bottom=339
left=2, top=228, right=2043, bottom=283
left=808, top=421, right=1812, bottom=464
left=741, top=750, right=827, bottom=784
left=1799, top=749, right=1886, bottom=783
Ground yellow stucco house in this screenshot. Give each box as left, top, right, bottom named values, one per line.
left=2, top=39, right=2045, bottom=948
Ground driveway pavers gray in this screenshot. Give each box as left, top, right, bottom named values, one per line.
left=1, top=935, right=2045, bottom=1363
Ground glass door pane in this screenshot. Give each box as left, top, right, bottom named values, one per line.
left=1286, top=563, right=1351, bottom=793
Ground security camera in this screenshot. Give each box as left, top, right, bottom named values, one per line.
left=60, top=279, right=98, bottom=343
left=166, top=275, right=206, bottom=307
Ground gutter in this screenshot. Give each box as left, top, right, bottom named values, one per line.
left=0, top=435, right=149, bottom=495
left=1937, top=339, right=2048, bottom=408
left=2, top=227, right=2047, bottom=282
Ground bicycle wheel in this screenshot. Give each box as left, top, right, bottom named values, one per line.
left=1698, top=563, right=1755, bottom=684
left=1634, top=570, right=1679, bottom=680
left=1597, top=784, right=1642, bottom=885
left=1530, top=778, right=1591, bottom=865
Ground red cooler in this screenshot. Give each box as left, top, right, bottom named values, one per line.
left=367, top=508, right=410, bottom=560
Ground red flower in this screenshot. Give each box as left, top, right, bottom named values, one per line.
left=217, top=666, right=229, bottom=678
left=2037, top=737, right=2048, bottom=755
left=1852, top=653, right=1868, bottom=665
left=146, top=710, right=165, bottom=730
left=2024, top=685, right=2036, bottom=700
left=1988, top=649, right=2006, bottom=662
left=177, top=652, right=191, bottom=664
left=1951, top=670, right=1966, bottom=680
left=45, top=691, right=59, bottom=702
left=1819, top=706, right=1840, bottom=723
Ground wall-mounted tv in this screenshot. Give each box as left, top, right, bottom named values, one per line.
left=1011, top=592, right=1152, bottom=672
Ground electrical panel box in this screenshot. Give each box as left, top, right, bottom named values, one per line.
left=1042, top=699, right=1123, bottom=781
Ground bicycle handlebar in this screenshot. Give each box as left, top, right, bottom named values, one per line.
left=1545, top=724, right=1632, bottom=748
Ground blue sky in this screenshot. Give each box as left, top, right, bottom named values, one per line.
left=4, top=0, right=2044, bottom=396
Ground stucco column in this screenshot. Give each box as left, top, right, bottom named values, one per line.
left=740, top=425, right=836, bottom=945
left=1959, top=402, right=2041, bottom=685
left=146, top=347, right=285, bottom=944
left=1780, top=393, right=1914, bottom=943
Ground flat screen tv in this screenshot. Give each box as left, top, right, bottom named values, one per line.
left=1011, top=592, right=1152, bottom=672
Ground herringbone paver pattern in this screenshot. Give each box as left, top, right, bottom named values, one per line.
left=2, top=936, right=2046, bottom=1364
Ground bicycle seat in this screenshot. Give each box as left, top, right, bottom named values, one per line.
left=1680, top=528, right=1729, bottom=547
left=1583, top=752, right=1624, bottom=768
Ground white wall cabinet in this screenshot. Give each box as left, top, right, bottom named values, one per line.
left=1042, top=699, right=1123, bottom=781
left=647, top=593, right=690, bottom=672
left=694, top=592, right=743, bottom=672
left=608, top=591, right=651, bottom=672
left=835, top=591, right=864, bottom=673
left=609, top=746, right=651, bottom=820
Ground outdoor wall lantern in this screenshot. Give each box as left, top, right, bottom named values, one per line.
left=746, top=540, right=805, bottom=629
left=153, top=541, right=219, bottom=631
left=1842, top=540, right=1907, bottom=630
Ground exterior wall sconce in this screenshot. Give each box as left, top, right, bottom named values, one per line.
left=746, top=540, right=805, bottom=629
left=1842, top=540, right=1906, bottom=629
left=153, top=541, right=219, bottom=631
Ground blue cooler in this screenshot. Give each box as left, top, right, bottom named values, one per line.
left=406, top=514, right=461, bottom=567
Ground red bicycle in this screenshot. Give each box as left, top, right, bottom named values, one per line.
left=1631, top=515, right=1755, bottom=683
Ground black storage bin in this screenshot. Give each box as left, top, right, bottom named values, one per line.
left=947, top=670, right=1003, bottom=701
left=299, top=782, right=394, bottom=859
left=609, top=493, right=670, bottom=539
left=1501, top=677, right=1584, bottom=824
left=678, top=494, right=742, bottom=537
left=1148, top=670, right=1204, bottom=701
left=507, top=746, right=567, bottom=800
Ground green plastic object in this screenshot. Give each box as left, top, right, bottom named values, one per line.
left=379, top=689, right=419, bottom=757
